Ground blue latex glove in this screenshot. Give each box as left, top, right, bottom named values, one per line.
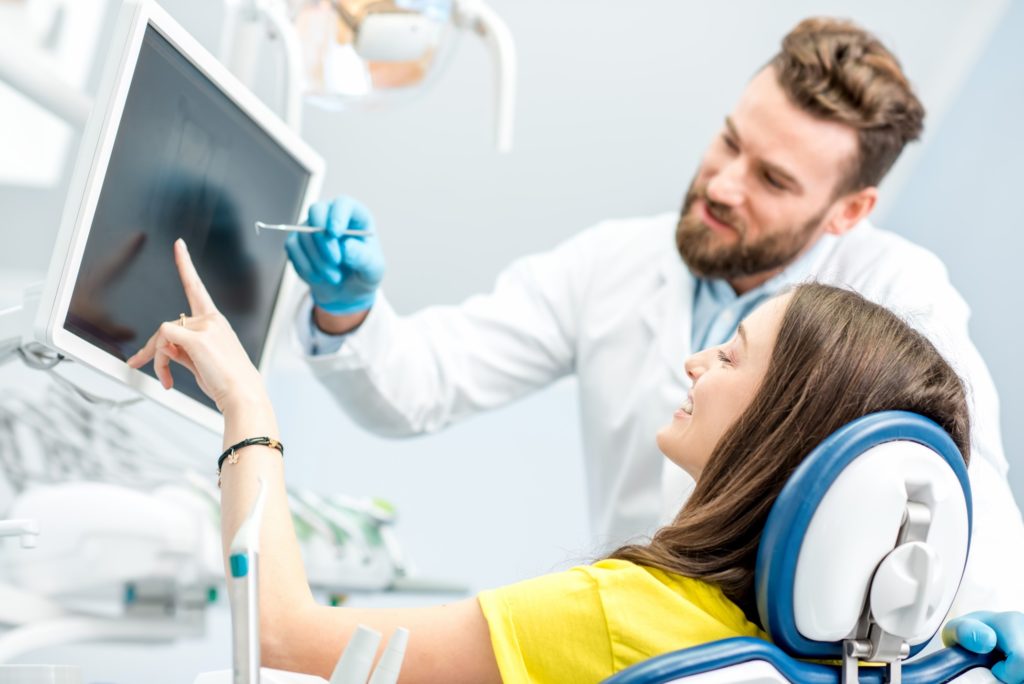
left=943, top=611, right=1024, bottom=683
left=285, top=196, right=385, bottom=315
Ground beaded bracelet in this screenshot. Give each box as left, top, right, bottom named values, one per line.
left=217, top=436, right=284, bottom=487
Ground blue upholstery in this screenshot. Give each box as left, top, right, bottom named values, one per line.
left=600, top=412, right=979, bottom=683
left=602, top=637, right=999, bottom=683
left=756, top=411, right=971, bottom=660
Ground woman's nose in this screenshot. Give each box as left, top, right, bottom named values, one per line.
left=684, top=354, right=705, bottom=383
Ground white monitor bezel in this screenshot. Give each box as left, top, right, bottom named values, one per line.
left=32, top=0, right=324, bottom=433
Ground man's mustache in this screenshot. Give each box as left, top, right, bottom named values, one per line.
left=687, top=188, right=746, bottom=239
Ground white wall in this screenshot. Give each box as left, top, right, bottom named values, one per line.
left=881, top=0, right=1024, bottom=501
left=1, top=1, right=1021, bottom=681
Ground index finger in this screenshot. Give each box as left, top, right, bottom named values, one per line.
left=174, top=239, right=218, bottom=315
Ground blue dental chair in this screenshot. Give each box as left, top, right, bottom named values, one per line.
left=604, top=411, right=1001, bottom=684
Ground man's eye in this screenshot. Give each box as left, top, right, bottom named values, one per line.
left=763, top=172, right=785, bottom=190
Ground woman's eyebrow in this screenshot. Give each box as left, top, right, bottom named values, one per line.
left=737, top=323, right=748, bottom=350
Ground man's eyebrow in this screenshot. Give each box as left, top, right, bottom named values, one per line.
left=724, top=116, right=804, bottom=194
left=762, top=160, right=803, bottom=193
left=737, top=323, right=748, bottom=349
left=724, top=116, right=742, bottom=143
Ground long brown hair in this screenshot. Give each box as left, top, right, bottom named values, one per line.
left=609, top=283, right=970, bottom=620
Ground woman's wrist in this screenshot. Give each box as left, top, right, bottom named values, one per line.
left=219, top=381, right=271, bottom=415
left=221, top=393, right=279, bottom=446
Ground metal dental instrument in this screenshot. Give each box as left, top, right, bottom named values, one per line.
left=253, top=221, right=374, bottom=236
left=229, top=477, right=268, bottom=684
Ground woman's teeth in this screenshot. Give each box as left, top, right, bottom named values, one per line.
left=680, top=397, right=693, bottom=415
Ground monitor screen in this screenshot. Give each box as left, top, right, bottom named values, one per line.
left=64, top=26, right=310, bottom=410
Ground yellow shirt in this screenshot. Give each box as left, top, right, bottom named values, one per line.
left=477, top=558, right=768, bottom=684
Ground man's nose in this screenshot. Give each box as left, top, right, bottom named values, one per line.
left=705, top=159, right=745, bottom=207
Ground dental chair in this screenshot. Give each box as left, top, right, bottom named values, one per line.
left=604, top=411, right=1001, bottom=684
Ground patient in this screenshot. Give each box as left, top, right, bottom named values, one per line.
left=128, top=240, right=1017, bottom=683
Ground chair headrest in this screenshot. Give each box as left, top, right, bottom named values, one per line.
left=755, top=411, right=971, bottom=660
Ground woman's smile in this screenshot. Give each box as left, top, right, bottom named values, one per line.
left=674, top=396, right=694, bottom=419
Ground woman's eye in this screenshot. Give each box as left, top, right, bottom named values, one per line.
left=722, top=135, right=739, bottom=152
left=717, top=350, right=732, bottom=365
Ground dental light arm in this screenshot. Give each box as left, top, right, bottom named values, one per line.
left=220, top=0, right=304, bottom=129
left=453, top=0, right=516, bottom=153
left=262, top=1, right=304, bottom=128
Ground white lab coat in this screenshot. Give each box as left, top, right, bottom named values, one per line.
left=298, top=212, right=1024, bottom=614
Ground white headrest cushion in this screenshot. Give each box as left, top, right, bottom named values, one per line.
left=792, top=440, right=968, bottom=644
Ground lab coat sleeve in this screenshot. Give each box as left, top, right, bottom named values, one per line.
left=296, top=226, right=598, bottom=437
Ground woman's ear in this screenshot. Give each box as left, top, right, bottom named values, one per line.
left=823, top=187, right=878, bottom=237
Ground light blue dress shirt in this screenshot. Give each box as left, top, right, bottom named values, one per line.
left=300, top=301, right=349, bottom=356
left=690, top=237, right=831, bottom=352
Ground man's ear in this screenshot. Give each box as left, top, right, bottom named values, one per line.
left=824, top=186, right=878, bottom=236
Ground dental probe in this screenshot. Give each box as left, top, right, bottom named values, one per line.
left=254, top=221, right=374, bottom=236
left=229, top=477, right=268, bottom=684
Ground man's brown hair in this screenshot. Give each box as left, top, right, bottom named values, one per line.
left=770, top=17, right=925, bottom=194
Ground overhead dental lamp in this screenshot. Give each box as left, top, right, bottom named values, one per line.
left=221, top=0, right=517, bottom=151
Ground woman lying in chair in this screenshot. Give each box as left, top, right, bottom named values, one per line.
left=129, top=240, right=1023, bottom=684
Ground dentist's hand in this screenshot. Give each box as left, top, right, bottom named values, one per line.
left=944, top=611, right=1024, bottom=683
left=126, top=239, right=266, bottom=414
left=285, top=196, right=385, bottom=327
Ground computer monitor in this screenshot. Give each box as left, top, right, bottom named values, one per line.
left=31, top=0, right=324, bottom=432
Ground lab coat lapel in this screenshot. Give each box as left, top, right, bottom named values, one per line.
left=640, top=251, right=693, bottom=386
left=641, top=250, right=699, bottom=526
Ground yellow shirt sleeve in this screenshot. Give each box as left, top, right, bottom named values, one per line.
left=478, top=565, right=614, bottom=684
left=477, top=559, right=767, bottom=684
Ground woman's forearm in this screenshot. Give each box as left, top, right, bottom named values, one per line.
left=214, top=398, right=502, bottom=681
left=218, top=396, right=319, bottom=667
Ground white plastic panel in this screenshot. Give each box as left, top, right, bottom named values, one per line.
left=792, top=441, right=969, bottom=643
left=950, top=668, right=1001, bottom=683
left=0, top=482, right=220, bottom=597
left=194, top=668, right=328, bottom=683
left=664, top=660, right=790, bottom=683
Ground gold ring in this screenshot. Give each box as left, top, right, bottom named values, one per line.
left=178, top=313, right=187, bottom=327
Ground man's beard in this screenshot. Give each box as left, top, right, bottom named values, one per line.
left=675, top=179, right=824, bottom=280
